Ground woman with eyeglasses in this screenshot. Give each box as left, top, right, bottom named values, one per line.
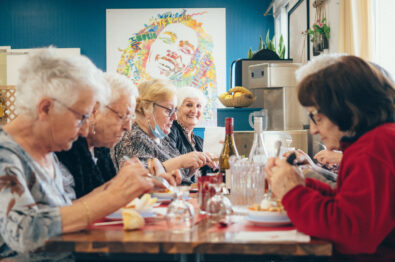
left=56, top=73, right=177, bottom=198
left=265, top=54, right=395, bottom=259
left=112, top=79, right=208, bottom=185
left=0, top=48, right=154, bottom=260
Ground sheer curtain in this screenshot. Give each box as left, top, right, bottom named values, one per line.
left=372, top=0, right=395, bottom=78
left=337, top=0, right=373, bottom=60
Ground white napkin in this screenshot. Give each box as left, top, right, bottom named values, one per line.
left=203, top=127, right=225, bottom=156
left=234, top=230, right=310, bottom=242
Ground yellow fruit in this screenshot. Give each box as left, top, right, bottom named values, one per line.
left=229, top=86, right=252, bottom=96
left=219, top=92, right=228, bottom=99
left=234, top=92, right=243, bottom=98
left=225, top=94, right=233, bottom=99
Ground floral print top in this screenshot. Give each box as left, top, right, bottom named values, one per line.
left=112, top=122, right=194, bottom=184
left=0, top=128, right=75, bottom=258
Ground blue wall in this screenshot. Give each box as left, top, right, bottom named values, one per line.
left=0, top=0, right=273, bottom=90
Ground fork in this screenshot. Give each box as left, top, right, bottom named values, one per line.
left=122, top=156, right=177, bottom=193
left=296, top=150, right=337, bottom=182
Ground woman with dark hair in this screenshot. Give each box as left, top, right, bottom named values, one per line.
left=265, top=54, right=394, bottom=260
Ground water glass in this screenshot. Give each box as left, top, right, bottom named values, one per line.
left=165, top=189, right=195, bottom=233
left=228, top=156, right=266, bottom=206
left=198, top=172, right=222, bottom=214
left=206, top=183, right=232, bottom=223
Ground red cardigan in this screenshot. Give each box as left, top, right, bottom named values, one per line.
left=283, top=123, right=395, bottom=257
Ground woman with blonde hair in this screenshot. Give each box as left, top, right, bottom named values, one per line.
left=113, top=79, right=211, bottom=185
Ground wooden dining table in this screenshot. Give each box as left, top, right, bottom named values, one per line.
left=42, top=200, right=332, bottom=261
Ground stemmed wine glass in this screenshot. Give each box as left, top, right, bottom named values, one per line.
left=206, top=183, right=233, bottom=223
left=165, top=188, right=195, bottom=233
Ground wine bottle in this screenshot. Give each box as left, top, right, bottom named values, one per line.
left=219, top=117, right=239, bottom=190
left=248, top=116, right=268, bottom=202
left=248, top=117, right=268, bottom=164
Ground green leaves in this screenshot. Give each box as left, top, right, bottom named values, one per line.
left=247, top=30, right=286, bottom=59
left=248, top=48, right=254, bottom=59
left=304, top=18, right=331, bottom=41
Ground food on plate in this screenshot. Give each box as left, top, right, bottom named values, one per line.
left=152, top=188, right=172, bottom=194
left=248, top=199, right=285, bottom=212
left=126, top=193, right=157, bottom=210
left=122, top=209, right=145, bottom=230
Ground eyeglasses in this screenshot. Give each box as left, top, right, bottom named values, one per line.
left=52, top=98, right=90, bottom=127
left=308, top=109, right=319, bottom=125
left=105, top=105, right=136, bottom=122
left=154, top=102, right=178, bottom=117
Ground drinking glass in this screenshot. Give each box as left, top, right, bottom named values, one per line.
left=206, top=183, right=232, bottom=223
left=165, top=189, right=195, bottom=233
left=198, top=173, right=222, bottom=214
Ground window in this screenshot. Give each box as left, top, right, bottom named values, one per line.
left=373, top=0, right=395, bottom=78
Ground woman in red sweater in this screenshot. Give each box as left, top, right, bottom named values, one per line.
left=265, top=54, right=395, bottom=260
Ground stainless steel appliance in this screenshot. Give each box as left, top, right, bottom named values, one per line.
left=230, top=59, right=290, bottom=90
left=232, top=61, right=310, bottom=155
left=248, top=62, right=307, bottom=130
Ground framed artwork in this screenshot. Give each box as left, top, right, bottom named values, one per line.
left=288, top=0, right=310, bottom=63
left=106, top=8, right=226, bottom=126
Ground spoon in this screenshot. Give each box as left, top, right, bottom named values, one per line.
left=122, top=156, right=177, bottom=193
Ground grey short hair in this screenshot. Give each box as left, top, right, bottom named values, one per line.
left=176, top=86, right=207, bottom=108
left=103, top=72, right=138, bottom=107
left=295, top=53, right=345, bottom=82
left=15, top=47, right=108, bottom=118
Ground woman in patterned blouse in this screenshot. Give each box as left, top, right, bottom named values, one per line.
left=112, top=79, right=213, bottom=185
left=0, top=48, right=153, bottom=259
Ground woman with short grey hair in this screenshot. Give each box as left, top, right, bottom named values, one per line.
left=168, top=86, right=217, bottom=179
left=0, top=48, right=153, bottom=260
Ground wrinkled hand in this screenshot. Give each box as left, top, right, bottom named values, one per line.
left=202, top=152, right=219, bottom=169
left=264, top=157, right=305, bottom=200
left=108, top=157, right=153, bottom=206
left=147, top=158, right=182, bottom=186
left=160, top=169, right=182, bottom=186
left=314, top=150, right=342, bottom=166
left=180, top=151, right=207, bottom=169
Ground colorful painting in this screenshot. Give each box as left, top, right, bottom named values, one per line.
left=106, top=9, right=226, bottom=125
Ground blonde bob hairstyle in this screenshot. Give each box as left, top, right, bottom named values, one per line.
left=135, top=79, right=177, bottom=116
left=15, top=47, right=108, bottom=118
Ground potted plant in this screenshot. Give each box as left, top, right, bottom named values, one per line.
left=248, top=30, right=286, bottom=59
left=303, top=18, right=330, bottom=55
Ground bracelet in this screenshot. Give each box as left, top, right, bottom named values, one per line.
left=81, top=200, right=91, bottom=226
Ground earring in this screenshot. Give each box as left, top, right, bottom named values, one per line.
left=91, top=122, right=96, bottom=135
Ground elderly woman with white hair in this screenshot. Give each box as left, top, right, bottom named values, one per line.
left=57, top=72, right=177, bottom=198
left=168, top=87, right=218, bottom=176
left=0, top=49, right=153, bottom=260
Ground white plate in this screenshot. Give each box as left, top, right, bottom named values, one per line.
left=246, top=211, right=291, bottom=227
left=106, top=209, right=156, bottom=220
left=151, top=192, right=189, bottom=200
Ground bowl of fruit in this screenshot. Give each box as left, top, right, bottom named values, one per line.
left=219, top=86, right=255, bottom=107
